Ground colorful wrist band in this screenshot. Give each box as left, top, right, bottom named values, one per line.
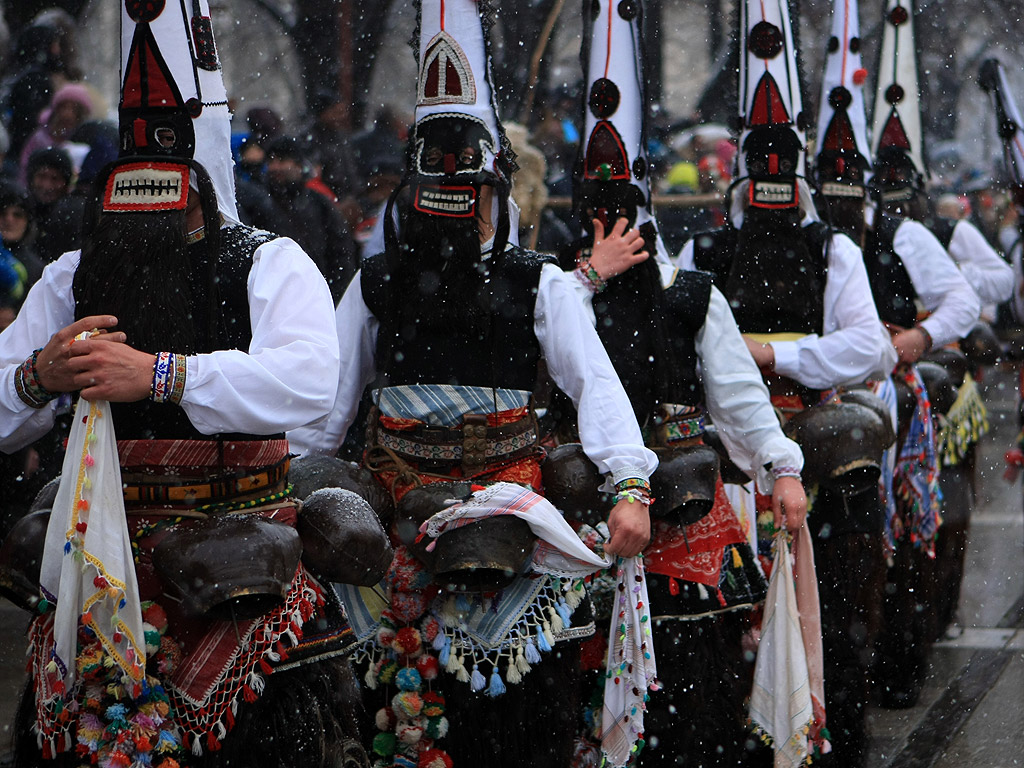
left=150, top=352, right=187, bottom=405
left=15, top=349, right=57, bottom=409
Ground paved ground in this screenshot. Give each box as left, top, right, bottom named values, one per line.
left=1, top=368, right=1022, bottom=765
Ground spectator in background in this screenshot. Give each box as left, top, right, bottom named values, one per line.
left=264, top=136, right=357, bottom=302
left=246, top=105, right=283, bottom=147
left=37, top=120, right=120, bottom=261
left=24, top=146, right=73, bottom=263
left=303, top=89, right=362, bottom=204
left=0, top=121, right=12, bottom=181
left=2, top=24, right=64, bottom=159
left=351, top=105, right=407, bottom=180
left=18, top=82, right=93, bottom=185
left=0, top=182, right=43, bottom=289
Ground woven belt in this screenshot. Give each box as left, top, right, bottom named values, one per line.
left=650, top=404, right=706, bottom=448
left=375, top=413, right=538, bottom=473
left=122, top=457, right=290, bottom=505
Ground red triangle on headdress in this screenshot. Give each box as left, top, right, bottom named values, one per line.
left=748, top=72, right=792, bottom=127
left=584, top=121, right=630, bottom=180
left=121, top=24, right=184, bottom=110
left=823, top=111, right=857, bottom=152
left=878, top=109, right=911, bottom=150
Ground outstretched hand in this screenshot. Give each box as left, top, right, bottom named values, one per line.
left=589, top=217, right=649, bottom=281
left=605, top=498, right=651, bottom=558
left=35, top=315, right=156, bottom=402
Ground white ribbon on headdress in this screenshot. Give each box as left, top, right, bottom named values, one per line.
left=39, top=361, right=146, bottom=699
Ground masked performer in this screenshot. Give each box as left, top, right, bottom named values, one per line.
left=0, top=4, right=383, bottom=767
left=289, top=3, right=657, bottom=768
left=554, top=3, right=806, bottom=765
left=845, top=0, right=980, bottom=709
left=678, top=0, right=899, bottom=761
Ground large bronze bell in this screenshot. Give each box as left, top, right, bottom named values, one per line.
left=289, top=455, right=395, bottom=530
left=153, top=513, right=302, bottom=620
left=838, top=389, right=896, bottom=448
left=298, top=489, right=394, bottom=586
left=396, top=483, right=536, bottom=593
left=29, top=476, right=62, bottom=513
left=783, top=402, right=889, bottom=494
left=649, top=444, right=720, bottom=525
left=702, top=425, right=751, bottom=485
left=540, top=443, right=613, bottom=526
left=959, top=322, right=1002, bottom=367
left=916, top=360, right=956, bottom=416
left=0, top=509, right=50, bottom=612
left=924, top=347, right=968, bottom=388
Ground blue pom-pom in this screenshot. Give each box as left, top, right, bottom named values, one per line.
left=396, top=667, right=422, bottom=692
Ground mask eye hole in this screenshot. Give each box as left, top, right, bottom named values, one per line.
left=459, top=147, right=478, bottom=166
left=424, top=146, right=443, bottom=167
left=155, top=127, right=177, bottom=148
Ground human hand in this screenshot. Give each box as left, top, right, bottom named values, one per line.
left=772, top=476, right=807, bottom=534
left=892, top=327, right=929, bottom=364
left=589, top=217, right=649, bottom=280
left=605, top=498, right=651, bottom=558
left=66, top=336, right=157, bottom=402
left=35, top=316, right=126, bottom=393
left=742, top=335, right=775, bottom=371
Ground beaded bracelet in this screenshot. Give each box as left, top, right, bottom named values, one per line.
left=616, top=477, right=652, bottom=494
left=612, top=489, right=653, bottom=507
left=14, top=349, right=58, bottom=409
left=150, top=352, right=188, bottom=405
left=574, top=254, right=607, bottom=294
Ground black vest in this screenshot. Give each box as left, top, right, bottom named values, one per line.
left=107, top=225, right=273, bottom=440
left=361, top=245, right=555, bottom=391
left=863, top=214, right=919, bottom=329
left=691, top=222, right=830, bottom=335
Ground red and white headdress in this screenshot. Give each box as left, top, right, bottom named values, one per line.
left=408, top=0, right=509, bottom=219
left=737, top=0, right=807, bottom=209
left=107, top=0, right=238, bottom=222
left=814, top=0, right=872, bottom=197
left=869, top=0, right=926, bottom=201
left=577, top=0, right=654, bottom=235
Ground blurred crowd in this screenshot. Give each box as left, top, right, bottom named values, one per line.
left=1, top=9, right=1020, bottom=330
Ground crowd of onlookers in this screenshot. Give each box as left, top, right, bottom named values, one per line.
left=1, top=7, right=1020, bottom=330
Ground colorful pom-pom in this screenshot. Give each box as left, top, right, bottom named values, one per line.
left=392, top=691, right=424, bottom=719
left=372, top=732, right=397, bottom=757
left=393, top=626, right=423, bottom=657
left=416, top=654, right=440, bottom=681
left=375, top=706, right=397, bottom=732
left=418, top=747, right=453, bottom=768
left=396, top=722, right=424, bottom=745
left=396, top=666, right=422, bottom=692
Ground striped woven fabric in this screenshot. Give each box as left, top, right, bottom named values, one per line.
left=375, top=384, right=530, bottom=426
left=117, top=439, right=290, bottom=469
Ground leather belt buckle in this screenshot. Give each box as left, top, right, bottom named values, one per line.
left=461, top=413, right=488, bottom=474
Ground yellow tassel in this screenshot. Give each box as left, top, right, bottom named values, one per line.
left=731, top=546, right=743, bottom=568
